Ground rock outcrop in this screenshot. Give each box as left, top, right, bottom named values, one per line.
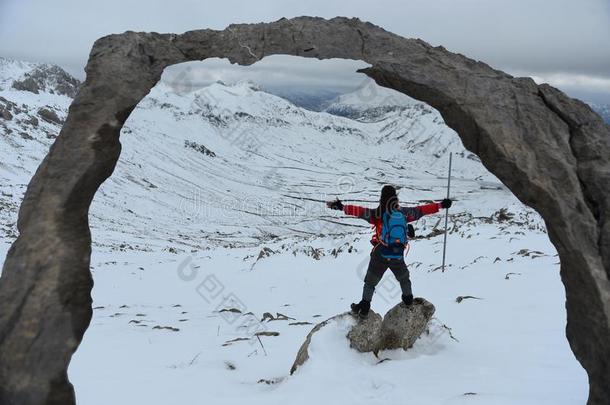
left=37, top=107, right=62, bottom=125
left=11, top=64, right=80, bottom=98
left=0, top=106, right=12, bottom=121
left=0, top=96, right=17, bottom=121
left=290, top=311, right=382, bottom=374
left=0, top=16, right=609, bottom=405
left=379, top=298, right=435, bottom=350
left=292, top=301, right=434, bottom=374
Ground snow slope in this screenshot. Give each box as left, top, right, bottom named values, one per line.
left=0, top=58, right=587, bottom=405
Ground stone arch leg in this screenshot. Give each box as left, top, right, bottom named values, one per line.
left=0, top=17, right=608, bottom=405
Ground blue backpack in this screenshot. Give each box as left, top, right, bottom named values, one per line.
left=379, top=209, right=408, bottom=259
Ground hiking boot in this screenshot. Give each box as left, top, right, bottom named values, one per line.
left=402, top=294, right=414, bottom=306
left=350, top=300, right=371, bottom=318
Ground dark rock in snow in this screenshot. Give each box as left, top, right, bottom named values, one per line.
left=37, top=107, right=62, bottom=125
left=255, top=331, right=280, bottom=337
left=292, top=303, right=431, bottom=374
left=12, top=76, right=41, bottom=94
left=184, top=140, right=216, bottom=157
left=0, top=107, right=12, bottom=121
left=17, top=116, right=39, bottom=128
left=1, top=16, right=609, bottom=405
left=12, top=65, right=80, bottom=97
left=26, top=116, right=39, bottom=127
left=0, top=98, right=16, bottom=121
left=378, top=298, right=435, bottom=350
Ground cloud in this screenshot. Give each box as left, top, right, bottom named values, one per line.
left=1, top=0, right=609, bottom=101
left=528, top=73, right=610, bottom=94
left=507, top=70, right=610, bottom=103
left=161, top=56, right=370, bottom=92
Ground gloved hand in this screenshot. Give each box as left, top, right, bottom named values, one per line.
left=407, top=224, right=415, bottom=238
left=440, top=198, right=452, bottom=209
left=326, top=198, right=344, bottom=211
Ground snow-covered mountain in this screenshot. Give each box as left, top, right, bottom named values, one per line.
left=0, top=58, right=76, bottom=241
left=0, top=58, right=586, bottom=405
left=96, top=77, right=492, bottom=250
left=265, top=86, right=342, bottom=111
left=0, top=57, right=79, bottom=97
left=324, top=79, right=420, bottom=119
left=0, top=59, right=488, bottom=251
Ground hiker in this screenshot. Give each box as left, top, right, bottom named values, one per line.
left=326, top=185, right=452, bottom=317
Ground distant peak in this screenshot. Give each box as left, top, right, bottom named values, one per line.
left=323, top=79, right=425, bottom=121
left=0, top=57, right=80, bottom=97
left=329, top=79, right=418, bottom=109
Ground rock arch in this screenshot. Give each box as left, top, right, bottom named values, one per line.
left=0, top=16, right=608, bottom=405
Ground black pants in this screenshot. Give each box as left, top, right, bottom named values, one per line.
left=362, top=245, right=412, bottom=302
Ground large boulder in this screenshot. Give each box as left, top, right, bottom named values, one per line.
left=291, top=301, right=435, bottom=374
left=291, top=310, right=382, bottom=374
left=347, top=310, right=382, bottom=352
left=378, top=298, right=436, bottom=351
left=37, top=107, right=62, bottom=125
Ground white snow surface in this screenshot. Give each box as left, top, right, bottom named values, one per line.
left=0, top=57, right=39, bottom=90
left=0, top=59, right=588, bottom=405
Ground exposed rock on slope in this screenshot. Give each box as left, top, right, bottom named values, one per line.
left=37, top=107, right=63, bottom=125
left=346, top=311, right=382, bottom=352
left=11, top=63, right=80, bottom=97
left=291, top=300, right=435, bottom=374
left=379, top=298, right=435, bottom=350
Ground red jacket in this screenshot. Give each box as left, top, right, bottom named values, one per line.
left=343, top=202, right=441, bottom=245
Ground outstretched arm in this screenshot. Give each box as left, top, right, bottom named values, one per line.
left=343, top=204, right=374, bottom=222
left=401, top=199, right=452, bottom=222
left=327, top=198, right=373, bottom=223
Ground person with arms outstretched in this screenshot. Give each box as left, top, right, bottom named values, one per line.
left=327, top=185, right=452, bottom=318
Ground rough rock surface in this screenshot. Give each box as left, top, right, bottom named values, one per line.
left=25, top=115, right=39, bottom=127
left=292, top=303, right=432, bottom=374
left=0, top=97, right=17, bottom=121
left=346, top=311, right=382, bottom=352
left=12, top=65, right=80, bottom=97
left=37, top=107, right=62, bottom=125
left=379, top=298, right=435, bottom=350
left=0, top=16, right=609, bottom=405
left=0, top=106, right=12, bottom=121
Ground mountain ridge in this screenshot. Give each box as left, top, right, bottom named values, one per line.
left=0, top=56, right=80, bottom=97
left=0, top=57, right=492, bottom=251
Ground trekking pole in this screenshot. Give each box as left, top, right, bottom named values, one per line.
left=441, top=152, right=452, bottom=272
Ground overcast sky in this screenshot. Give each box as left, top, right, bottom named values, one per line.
left=1, top=0, right=609, bottom=102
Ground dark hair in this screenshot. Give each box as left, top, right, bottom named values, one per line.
left=374, top=185, right=399, bottom=218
